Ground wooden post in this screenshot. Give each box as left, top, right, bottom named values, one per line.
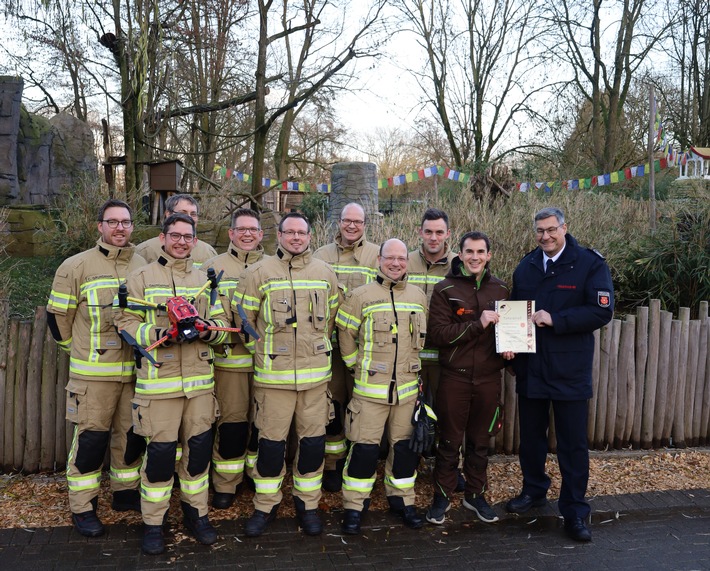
left=23, top=307, right=46, bottom=473
left=622, top=316, right=637, bottom=444
left=632, top=306, right=649, bottom=448
left=3, top=319, right=18, bottom=471
left=13, top=320, right=31, bottom=470
left=40, top=327, right=58, bottom=471
left=588, top=329, right=601, bottom=446
left=503, top=369, right=516, bottom=455
left=663, top=320, right=682, bottom=443
left=685, top=319, right=701, bottom=445
left=692, top=317, right=708, bottom=445
left=701, top=317, right=710, bottom=444
left=0, top=299, right=8, bottom=468
left=594, top=321, right=612, bottom=448
left=641, top=300, right=661, bottom=448
left=652, top=311, right=673, bottom=446
left=604, top=319, right=621, bottom=447
left=672, top=307, right=691, bottom=448
left=55, top=349, right=69, bottom=468
left=616, top=318, right=635, bottom=448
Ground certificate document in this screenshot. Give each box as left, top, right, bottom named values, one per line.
left=495, top=300, right=536, bottom=353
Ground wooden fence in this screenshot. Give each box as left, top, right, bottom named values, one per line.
left=0, top=300, right=709, bottom=473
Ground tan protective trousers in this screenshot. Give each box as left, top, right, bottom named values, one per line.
left=251, top=383, right=329, bottom=512
left=65, top=379, right=140, bottom=514
left=324, top=347, right=353, bottom=470
left=132, top=393, right=216, bottom=525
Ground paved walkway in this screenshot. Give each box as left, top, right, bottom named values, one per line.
left=1, top=488, right=709, bottom=570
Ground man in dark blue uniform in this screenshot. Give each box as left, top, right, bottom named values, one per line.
left=503, top=207, right=613, bottom=542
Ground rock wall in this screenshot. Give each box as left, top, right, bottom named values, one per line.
left=327, top=162, right=378, bottom=237
left=0, top=76, right=97, bottom=207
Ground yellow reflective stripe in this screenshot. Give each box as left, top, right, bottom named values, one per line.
left=398, top=381, right=419, bottom=401
left=342, top=475, right=376, bottom=492
left=176, top=446, right=183, bottom=461
left=214, top=354, right=253, bottom=368
left=57, top=338, right=72, bottom=353
left=408, top=274, right=445, bottom=285
left=384, top=472, right=417, bottom=490
left=254, top=477, right=283, bottom=494
left=293, top=474, right=322, bottom=493
left=141, top=484, right=173, bottom=503
left=67, top=472, right=102, bottom=491
left=180, top=473, right=209, bottom=495
left=213, top=459, right=246, bottom=474
left=69, top=357, right=134, bottom=377
left=48, top=290, right=76, bottom=312
left=109, top=466, right=141, bottom=482
left=335, top=309, right=360, bottom=331
left=135, top=375, right=214, bottom=396
left=237, top=293, right=260, bottom=312
left=331, top=264, right=377, bottom=281
left=325, top=440, right=347, bottom=454
left=246, top=453, right=257, bottom=468
left=254, top=365, right=330, bottom=386
left=420, top=349, right=439, bottom=360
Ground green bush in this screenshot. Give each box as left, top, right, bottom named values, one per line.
left=299, top=192, right=329, bottom=226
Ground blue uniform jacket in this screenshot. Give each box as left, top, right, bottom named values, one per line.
left=510, top=233, right=614, bottom=400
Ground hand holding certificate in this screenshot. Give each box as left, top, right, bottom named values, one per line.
left=495, top=300, right=536, bottom=353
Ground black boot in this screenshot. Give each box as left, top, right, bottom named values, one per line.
left=142, top=524, right=165, bottom=555
left=72, top=497, right=104, bottom=537
left=341, top=509, right=362, bottom=535
left=112, top=489, right=141, bottom=512
left=294, top=497, right=323, bottom=536
left=244, top=504, right=278, bottom=537
left=211, top=491, right=236, bottom=509
left=181, top=502, right=218, bottom=545
left=387, top=496, right=424, bottom=529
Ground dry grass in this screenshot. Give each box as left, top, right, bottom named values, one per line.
left=1, top=449, right=708, bottom=529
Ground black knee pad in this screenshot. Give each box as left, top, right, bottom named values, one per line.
left=392, top=439, right=419, bottom=478
left=326, top=400, right=344, bottom=435
left=186, top=429, right=213, bottom=476
left=247, top=423, right=259, bottom=453
left=75, top=430, right=110, bottom=474
left=297, top=435, right=325, bottom=474
left=217, top=421, right=249, bottom=459
left=145, top=441, right=178, bottom=482
left=346, top=443, right=379, bottom=479
left=256, top=439, right=286, bottom=477
left=124, top=426, right=147, bottom=466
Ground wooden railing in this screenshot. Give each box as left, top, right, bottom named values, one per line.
left=0, top=301, right=708, bottom=473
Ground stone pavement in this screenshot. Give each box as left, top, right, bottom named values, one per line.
left=1, top=488, right=709, bottom=570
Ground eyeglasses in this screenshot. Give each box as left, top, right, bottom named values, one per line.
left=233, top=227, right=261, bottom=234
left=535, top=224, right=564, bottom=236
left=341, top=218, right=365, bottom=227
left=381, top=256, right=407, bottom=263
left=166, top=232, right=195, bottom=242
left=101, top=219, right=133, bottom=228
left=280, top=230, right=309, bottom=237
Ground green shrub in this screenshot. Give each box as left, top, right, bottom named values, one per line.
left=299, top=192, right=329, bottom=226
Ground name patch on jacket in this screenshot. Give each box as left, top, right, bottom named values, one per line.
left=598, top=291, right=611, bottom=307
left=556, top=284, right=577, bottom=290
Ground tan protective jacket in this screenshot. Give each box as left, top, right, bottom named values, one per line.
left=313, top=233, right=379, bottom=293
left=234, top=246, right=340, bottom=391
left=336, top=272, right=427, bottom=405
left=203, top=244, right=265, bottom=372
left=114, top=253, right=227, bottom=399
left=136, top=236, right=218, bottom=269
left=47, top=240, right=146, bottom=382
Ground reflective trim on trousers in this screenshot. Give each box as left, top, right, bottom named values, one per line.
left=384, top=472, right=417, bottom=490
left=325, top=439, right=347, bottom=455
left=213, top=458, right=246, bottom=474
left=67, top=471, right=102, bottom=492
left=342, top=475, right=376, bottom=493
left=246, top=453, right=257, bottom=469
left=141, top=484, right=172, bottom=503
left=109, top=466, right=141, bottom=483
left=253, top=477, right=284, bottom=494
left=293, top=474, right=323, bottom=493
left=180, top=473, right=209, bottom=495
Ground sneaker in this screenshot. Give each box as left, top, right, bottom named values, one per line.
left=72, top=510, right=105, bottom=537
left=244, top=508, right=277, bottom=537
left=112, top=489, right=141, bottom=512
left=183, top=514, right=218, bottom=545
left=142, top=524, right=165, bottom=555
left=425, top=494, right=451, bottom=525
left=463, top=494, right=499, bottom=523
left=296, top=508, right=323, bottom=536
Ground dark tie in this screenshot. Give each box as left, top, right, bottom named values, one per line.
left=545, top=260, right=553, bottom=274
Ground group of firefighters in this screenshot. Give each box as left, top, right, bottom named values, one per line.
left=47, top=193, right=614, bottom=555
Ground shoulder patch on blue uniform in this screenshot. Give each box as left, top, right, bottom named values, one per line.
left=588, top=248, right=606, bottom=259
left=598, top=291, right=611, bottom=307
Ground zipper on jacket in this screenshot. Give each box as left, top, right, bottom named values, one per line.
left=388, top=285, right=398, bottom=405
left=288, top=262, right=298, bottom=388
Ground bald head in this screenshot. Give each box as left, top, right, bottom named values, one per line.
left=378, top=239, right=408, bottom=281
left=339, top=203, right=367, bottom=246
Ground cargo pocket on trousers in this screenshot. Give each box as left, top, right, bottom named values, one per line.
left=345, top=399, right=362, bottom=442
left=131, top=398, right=152, bottom=438
left=65, top=380, right=87, bottom=424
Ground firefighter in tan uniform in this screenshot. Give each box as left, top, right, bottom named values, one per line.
left=313, top=202, right=379, bottom=492
left=407, top=208, right=456, bottom=402
left=234, top=212, right=339, bottom=538
left=203, top=208, right=265, bottom=509
left=136, top=193, right=218, bottom=269
left=336, top=239, right=429, bottom=535
left=47, top=199, right=146, bottom=538
left=114, top=213, right=228, bottom=555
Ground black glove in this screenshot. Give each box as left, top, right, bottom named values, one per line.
left=409, top=394, right=437, bottom=454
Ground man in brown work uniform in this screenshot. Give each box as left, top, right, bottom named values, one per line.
left=203, top=208, right=265, bottom=509
left=314, top=202, right=379, bottom=492
left=47, top=199, right=146, bottom=537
